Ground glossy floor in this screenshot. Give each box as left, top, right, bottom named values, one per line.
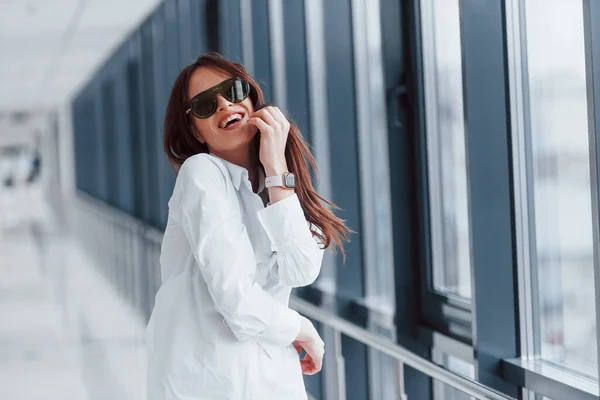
left=0, top=187, right=147, bottom=399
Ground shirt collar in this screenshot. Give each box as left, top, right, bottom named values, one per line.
left=209, top=153, right=265, bottom=194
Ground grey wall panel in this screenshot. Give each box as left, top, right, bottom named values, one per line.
left=323, top=0, right=364, bottom=303
left=282, top=0, right=311, bottom=144
left=126, top=35, right=148, bottom=221
left=250, top=0, right=273, bottom=101
left=459, top=0, right=518, bottom=396
left=177, top=0, right=193, bottom=67
left=203, top=0, right=220, bottom=53
left=114, top=47, right=135, bottom=215
left=141, top=20, right=161, bottom=227
left=151, top=6, right=173, bottom=229
left=190, top=0, right=203, bottom=57
left=161, top=0, right=179, bottom=226
left=73, top=95, right=95, bottom=197
left=165, top=0, right=181, bottom=82
left=93, top=82, right=108, bottom=202
left=218, top=0, right=243, bottom=62
left=389, top=0, right=433, bottom=398
left=101, top=78, right=118, bottom=207
left=323, top=0, right=367, bottom=398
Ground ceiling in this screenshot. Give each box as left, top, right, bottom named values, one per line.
left=0, top=0, right=162, bottom=112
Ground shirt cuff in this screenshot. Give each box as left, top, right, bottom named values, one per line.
left=262, top=305, right=302, bottom=346
left=256, top=194, right=308, bottom=251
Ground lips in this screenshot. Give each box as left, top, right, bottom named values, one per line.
left=218, top=111, right=246, bottom=129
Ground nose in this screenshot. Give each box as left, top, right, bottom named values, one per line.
left=216, top=93, right=233, bottom=112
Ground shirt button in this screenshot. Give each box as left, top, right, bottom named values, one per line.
left=222, top=318, right=229, bottom=327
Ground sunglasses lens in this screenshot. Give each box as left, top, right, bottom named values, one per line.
left=188, top=79, right=250, bottom=118
left=223, top=79, right=250, bottom=103
left=191, top=97, right=217, bottom=118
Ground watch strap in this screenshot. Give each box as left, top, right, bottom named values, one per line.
left=265, top=174, right=284, bottom=188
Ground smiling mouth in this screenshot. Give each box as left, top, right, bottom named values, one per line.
left=220, top=113, right=244, bottom=129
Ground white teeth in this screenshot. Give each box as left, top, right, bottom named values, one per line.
left=220, top=113, right=242, bottom=128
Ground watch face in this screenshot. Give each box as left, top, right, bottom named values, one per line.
left=284, top=173, right=296, bottom=188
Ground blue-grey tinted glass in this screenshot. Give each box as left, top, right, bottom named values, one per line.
left=524, top=0, right=597, bottom=377
left=423, top=0, right=472, bottom=299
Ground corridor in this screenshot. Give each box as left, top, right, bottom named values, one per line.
left=0, top=189, right=147, bottom=399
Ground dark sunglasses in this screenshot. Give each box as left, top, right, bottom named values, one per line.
left=186, top=78, right=251, bottom=119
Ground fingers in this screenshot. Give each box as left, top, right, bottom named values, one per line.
left=301, top=358, right=317, bottom=374
left=300, top=354, right=322, bottom=375
left=294, top=322, right=325, bottom=375
left=254, top=107, right=278, bottom=127
left=299, top=342, right=324, bottom=375
left=249, top=106, right=290, bottom=135
left=267, top=106, right=288, bottom=128
left=293, top=341, right=303, bottom=355
left=247, top=115, right=270, bottom=133
left=272, top=107, right=290, bottom=132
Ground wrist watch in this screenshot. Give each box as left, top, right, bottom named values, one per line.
left=265, top=172, right=296, bottom=189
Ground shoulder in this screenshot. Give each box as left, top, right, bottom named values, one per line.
left=177, top=153, right=230, bottom=190
left=170, top=154, right=240, bottom=221
left=179, top=152, right=224, bottom=177
left=171, top=153, right=236, bottom=215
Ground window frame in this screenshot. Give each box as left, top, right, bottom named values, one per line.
left=458, top=1, right=520, bottom=396
left=418, top=0, right=521, bottom=397
left=350, top=0, right=399, bottom=398
left=584, top=0, right=600, bottom=386
left=503, top=0, right=600, bottom=398
left=417, top=0, right=475, bottom=346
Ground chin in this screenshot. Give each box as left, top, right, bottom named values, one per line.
left=241, top=123, right=259, bottom=140
left=228, top=125, right=256, bottom=147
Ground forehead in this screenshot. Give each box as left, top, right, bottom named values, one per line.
left=188, top=67, right=231, bottom=98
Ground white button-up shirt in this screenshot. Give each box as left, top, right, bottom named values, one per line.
left=146, top=152, right=324, bottom=400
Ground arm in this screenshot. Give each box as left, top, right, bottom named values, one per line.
left=248, top=105, right=324, bottom=287
left=175, top=155, right=301, bottom=346
left=257, top=193, right=325, bottom=287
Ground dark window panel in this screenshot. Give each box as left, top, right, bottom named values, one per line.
left=114, top=50, right=135, bottom=215
left=101, top=78, right=118, bottom=207
left=218, top=0, right=243, bottom=62
left=153, top=4, right=177, bottom=230
left=282, top=0, right=311, bottom=144
left=177, top=0, right=193, bottom=67
left=250, top=0, right=272, bottom=101
left=127, top=38, right=148, bottom=221
left=141, top=20, right=160, bottom=227
left=204, top=0, right=219, bottom=53
left=459, top=0, right=518, bottom=396
left=323, top=0, right=366, bottom=398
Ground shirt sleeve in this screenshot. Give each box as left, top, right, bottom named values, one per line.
left=256, top=193, right=325, bottom=287
left=173, top=155, right=301, bottom=346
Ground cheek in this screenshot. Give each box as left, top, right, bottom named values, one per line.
left=242, top=98, right=255, bottom=114
left=192, top=119, right=215, bottom=140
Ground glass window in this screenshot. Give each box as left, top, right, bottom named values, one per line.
left=521, top=0, right=597, bottom=378
left=433, top=351, right=475, bottom=400
left=101, top=80, right=118, bottom=208
left=421, top=0, right=472, bottom=299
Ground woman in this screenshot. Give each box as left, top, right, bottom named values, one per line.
left=146, top=52, right=349, bottom=399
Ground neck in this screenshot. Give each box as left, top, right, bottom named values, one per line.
left=209, top=141, right=261, bottom=191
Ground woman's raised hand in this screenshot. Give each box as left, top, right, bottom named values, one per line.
left=248, top=106, right=291, bottom=176
left=294, top=316, right=325, bottom=375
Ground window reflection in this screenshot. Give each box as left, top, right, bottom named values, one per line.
left=523, top=0, right=597, bottom=377
left=433, top=351, right=475, bottom=400
left=423, top=0, right=472, bottom=299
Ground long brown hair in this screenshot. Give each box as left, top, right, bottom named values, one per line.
left=164, top=52, right=350, bottom=261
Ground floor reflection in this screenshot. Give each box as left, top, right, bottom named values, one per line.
left=0, top=190, right=147, bottom=400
